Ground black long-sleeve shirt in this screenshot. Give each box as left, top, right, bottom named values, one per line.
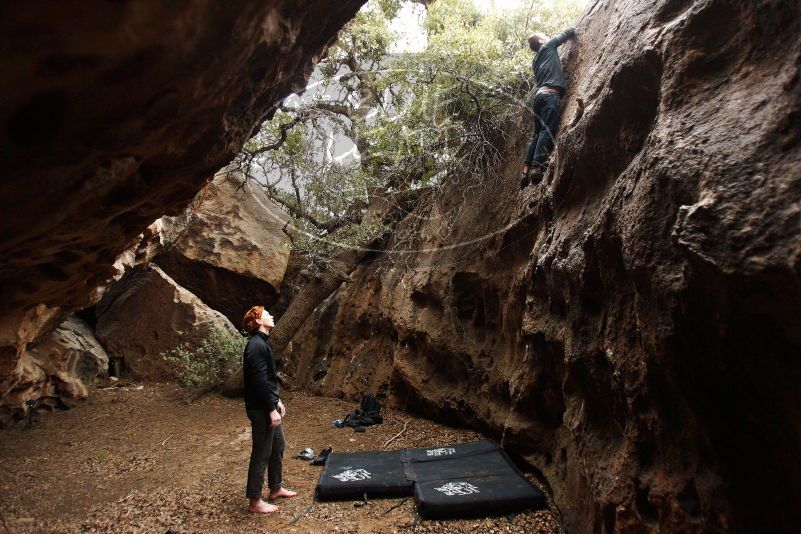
left=243, top=331, right=280, bottom=412
left=532, top=27, right=576, bottom=94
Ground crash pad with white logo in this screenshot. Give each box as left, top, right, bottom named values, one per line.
left=315, top=439, right=545, bottom=519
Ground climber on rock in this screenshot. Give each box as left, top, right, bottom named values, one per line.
left=241, top=305, right=297, bottom=514
left=520, top=27, right=576, bottom=189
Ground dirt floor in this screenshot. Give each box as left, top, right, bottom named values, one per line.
left=0, top=384, right=564, bottom=533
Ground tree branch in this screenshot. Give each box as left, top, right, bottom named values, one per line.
left=245, top=112, right=306, bottom=156
left=309, top=101, right=354, bottom=119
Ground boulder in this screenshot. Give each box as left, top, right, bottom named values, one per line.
left=0, top=305, right=64, bottom=408
left=0, top=316, right=109, bottom=425
left=40, top=316, right=109, bottom=384
left=0, top=221, right=164, bottom=422
left=156, top=170, right=292, bottom=325
left=95, top=265, right=236, bottom=380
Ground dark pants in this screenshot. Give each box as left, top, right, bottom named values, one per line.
left=524, top=91, right=562, bottom=169
left=245, top=409, right=285, bottom=499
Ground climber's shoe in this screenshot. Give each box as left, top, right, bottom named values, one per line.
left=528, top=167, right=544, bottom=185
left=293, top=447, right=315, bottom=461
left=311, top=446, right=333, bottom=466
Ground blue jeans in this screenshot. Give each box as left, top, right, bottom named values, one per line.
left=524, top=91, right=562, bottom=169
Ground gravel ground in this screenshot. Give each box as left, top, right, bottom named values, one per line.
left=0, top=384, right=564, bottom=533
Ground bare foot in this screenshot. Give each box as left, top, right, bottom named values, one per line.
left=248, top=499, right=279, bottom=514
left=268, top=487, right=298, bottom=500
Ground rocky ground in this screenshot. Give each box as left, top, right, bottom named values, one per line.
left=0, top=386, right=562, bottom=533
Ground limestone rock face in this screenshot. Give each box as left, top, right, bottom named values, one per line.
left=0, top=317, right=109, bottom=425
left=0, top=0, right=364, bottom=405
left=95, top=265, right=236, bottom=380
left=156, top=170, right=292, bottom=325
left=283, top=1, right=801, bottom=532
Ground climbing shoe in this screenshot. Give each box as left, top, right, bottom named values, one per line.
left=528, top=168, right=544, bottom=185
left=311, top=446, right=333, bottom=466
left=293, top=447, right=315, bottom=461
left=519, top=171, right=530, bottom=190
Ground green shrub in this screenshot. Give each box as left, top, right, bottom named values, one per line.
left=162, top=327, right=246, bottom=388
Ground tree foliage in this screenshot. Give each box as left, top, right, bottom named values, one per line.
left=233, top=0, right=583, bottom=264
left=220, top=0, right=584, bottom=395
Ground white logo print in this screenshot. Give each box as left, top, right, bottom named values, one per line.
left=333, top=468, right=372, bottom=482
left=435, top=482, right=480, bottom=496
left=426, top=447, right=456, bottom=457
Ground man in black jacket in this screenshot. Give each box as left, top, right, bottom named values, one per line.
left=241, top=305, right=296, bottom=514
left=521, top=27, right=577, bottom=189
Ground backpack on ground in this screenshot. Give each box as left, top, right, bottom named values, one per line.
left=342, top=394, right=383, bottom=428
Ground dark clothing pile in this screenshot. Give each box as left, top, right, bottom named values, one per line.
left=340, top=394, right=383, bottom=429
left=243, top=331, right=280, bottom=412
left=531, top=27, right=575, bottom=94
left=524, top=27, right=575, bottom=168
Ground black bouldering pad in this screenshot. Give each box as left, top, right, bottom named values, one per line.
left=315, top=439, right=546, bottom=519
left=401, top=439, right=500, bottom=466
left=405, top=440, right=546, bottom=519
left=413, top=473, right=545, bottom=519
left=315, top=449, right=413, bottom=500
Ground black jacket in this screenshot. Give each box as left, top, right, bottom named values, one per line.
left=243, top=331, right=280, bottom=412
left=532, top=27, right=576, bottom=94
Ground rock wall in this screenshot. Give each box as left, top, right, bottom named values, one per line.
left=0, top=1, right=365, bottom=405
left=284, top=0, right=801, bottom=532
